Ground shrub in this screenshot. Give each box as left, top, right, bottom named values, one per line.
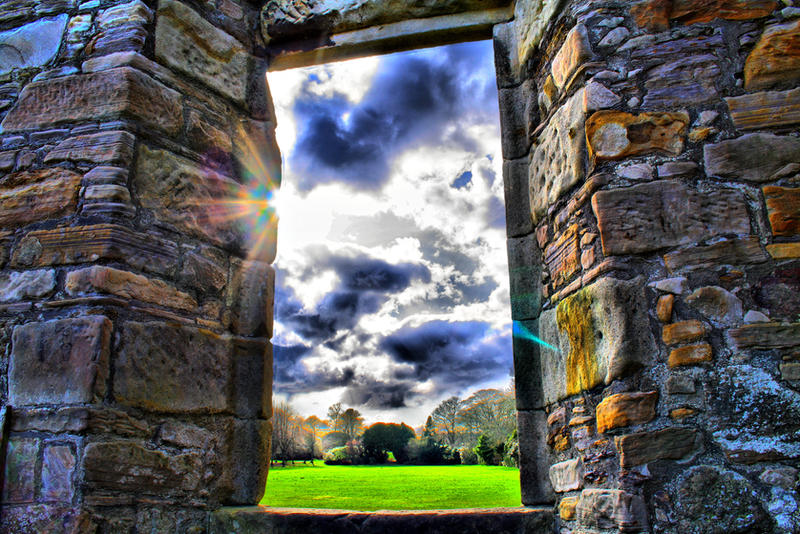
left=502, top=429, right=519, bottom=468
left=362, top=423, right=415, bottom=463
left=459, top=447, right=478, bottom=465
left=406, top=438, right=460, bottom=465
left=323, top=440, right=365, bottom=465
left=475, top=434, right=501, bottom=465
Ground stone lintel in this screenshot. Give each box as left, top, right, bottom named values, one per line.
left=268, top=7, right=514, bottom=71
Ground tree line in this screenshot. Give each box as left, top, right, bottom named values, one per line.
left=271, top=382, right=518, bottom=467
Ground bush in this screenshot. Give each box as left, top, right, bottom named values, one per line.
left=502, top=429, right=519, bottom=468
left=322, top=431, right=349, bottom=451
left=475, top=434, right=501, bottom=465
left=406, top=438, right=460, bottom=465
left=323, top=440, right=365, bottom=465
left=362, top=423, right=415, bottom=463
left=459, top=447, right=478, bottom=465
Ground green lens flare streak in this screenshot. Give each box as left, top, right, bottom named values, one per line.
left=512, top=321, right=560, bottom=353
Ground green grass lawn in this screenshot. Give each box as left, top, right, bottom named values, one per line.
left=259, top=463, right=521, bottom=510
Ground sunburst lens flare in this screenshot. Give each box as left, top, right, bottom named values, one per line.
left=512, top=320, right=560, bottom=353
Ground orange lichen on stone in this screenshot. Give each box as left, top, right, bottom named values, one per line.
left=745, top=19, right=800, bottom=91
left=657, top=294, right=674, bottom=323
left=596, top=391, right=658, bottom=433
left=559, top=496, right=579, bottom=520
left=630, top=0, right=671, bottom=32
left=767, top=242, right=800, bottom=259
left=663, top=320, right=706, bottom=345
left=763, top=186, right=800, bottom=237
left=0, top=168, right=82, bottom=228
left=670, top=408, right=698, bottom=420
left=586, top=111, right=688, bottom=160
left=557, top=288, right=600, bottom=396
left=671, top=0, right=777, bottom=25
left=669, top=343, right=713, bottom=367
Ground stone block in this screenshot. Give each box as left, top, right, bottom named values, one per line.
left=669, top=343, right=713, bottom=367
left=517, top=409, right=555, bottom=505
left=673, top=465, right=767, bottom=534
left=227, top=259, right=275, bottom=338
left=233, top=338, right=272, bottom=419
left=135, top=507, right=207, bottom=533
left=616, top=427, right=702, bottom=467
left=586, top=111, right=688, bottom=160
left=728, top=322, right=800, bottom=349
left=643, top=54, right=721, bottom=108
left=583, top=80, right=621, bottom=111
left=0, top=505, right=87, bottom=533
left=11, top=224, right=178, bottom=275
left=663, top=320, right=706, bottom=345
left=686, top=286, right=743, bottom=326
left=781, top=362, right=800, bottom=381
left=710, top=365, right=800, bottom=463
left=1, top=67, right=182, bottom=135
left=767, top=242, right=800, bottom=259
left=2, top=438, right=37, bottom=503
left=0, top=269, right=55, bottom=302
left=551, top=24, right=593, bottom=89
left=745, top=19, right=800, bottom=91
left=115, top=321, right=233, bottom=413
left=227, top=418, right=271, bottom=504
left=631, top=0, right=670, bottom=32
left=135, top=144, right=243, bottom=248
left=593, top=180, right=750, bottom=256
left=596, top=391, right=658, bottom=433
left=559, top=496, right=579, bottom=521
left=544, top=224, right=579, bottom=287
left=10, top=317, right=112, bottom=406
left=705, top=133, right=800, bottom=182
left=529, top=89, right=586, bottom=224
left=498, top=80, right=535, bottom=159
left=507, top=234, right=542, bottom=321
left=179, top=250, right=228, bottom=294
left=764, top=186, right=800, bottom=237
left=538, top=277, right=654, bottom=403
left=42, top=444, right=76, bottom=501
left=549, top=458, right=583, bottom=492
left=502, top=158, right=533, bottom=237
left=667, top=375, right=696, bottom=394
left=656, top=294, right=674, bottom=322
left=0, top=168, right=82, bottom=228
left=670, top=0, right=777, bottom=25
left=664, top=237, right=769, bottom=271
left=513, top=319, right=544, bottom=410
left=0, top=14, right=68, bottom=75
left=84, top=440, right=201, bottom=494
left=156, top=0, right=251, bottom=105
left=187, top=109, right=233, bottom=153
left=512, top=0, right=563, bottom=72
left=44, top=130, right=135, bottom=165
left=726, top=87, right=800, bottom=131
left=576, top=489, right=648, bottom=533
left=66, top=265, right=197, bottom=312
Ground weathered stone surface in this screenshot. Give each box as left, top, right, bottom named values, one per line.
left=686, top=286, right=743, bottom=325
left=44, top=130, right=135, bottom=165
left=576, top=489, right=648, bottom=532
left=705, top=133, right=800, bottom=182
left=156, top=0, right=250, bottom=104
left=650, top=277, right=687, bottom=295
left=539, top=278, right=655, bottom=403
left=586, top=111, right=688, bottom=160
left=545, top=224, right=580, bottom=287
left=767, top=242, right=800, bottom=259
left=663, top=320, right=706, bottom=345
left=529, top=89, right=586, bottom=225
left=664, top=237, right=769, bottom=271
left=498, top=80, right=535, bottom=159
left=0, top=14, right=67, bottom=74
left=667, top=374, right=696, bottom=394
left=744, top=310, right=771, bottom=323
left=551, top=24, right=592, bottom=89
left=511, top=0, right=562, bottom=71
left=115, top=322, right=233, bottom=413
left=503, top=159, right=533, bottom=237
left=507, top=234, right=541, bottom=321
left=549, top=458, right=583, bottom=492
left=631, top=0, right=670, bottom=32
left=669, top=343, right=713, bottom=367
left=764, top=186, right=800, bottom=237
left=180, top=250, right=227, bottom=294
left=136, top=507, right=207, bottom=534
left=11, top=407, right=89, bottom=434
left=643, top=54, right=721, bottom=108
left=656, top=294, right=674, bottom=322
left=160, top=420, right=215, bottom=450
left=11, top=224, right=178, bottom=275
left=673, top=465, right=767, bottom=534
left=760, top=466, right=798, bottom=490
left=616, top=427, right=702, bottom=467
left=559, top=496, right=579, bottom=521
left=780, top=362, right=800, bottom=381
left=0, top=269, right=55, bottom=302
left=84, top=441, right=201, bottom=494
left=135, top=145, right=242, bottom=247
left=513, top=319, right=544, bottom=411
left=593, top=181, right=750, bottom=256
left=518, top=409, right=555, bottom=504
left=42, top=445, right=76, bottom=501
left=728, top=322, right=800, bottom=349
left=671, top=0, right=777, bottom=25
left=2, top=438, right=37, bottom=503
left=66, top=265, right=197, bottom=312
left=0, top=168, right=82, bottom=228
left=0, top=505, right=89, bottom=533
left=726, top=87, right=800, bottom=131
left=10, top=317, right=112, bottom=405
left=745, top=19, right=800, bottom=91
left=1, top=67, right=182, bottom=135
left=583, top=80, right=621, bottom=111
left=227, top=260, right=275, bottom=338
left=228, top=419, right=271, bottom=504
left=233, top=339, right=272, bottom=419
left=596, top=391, right=658, bottom=433
left=710, top=364, right=800, bottom=463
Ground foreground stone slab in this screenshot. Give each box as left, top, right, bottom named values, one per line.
left=210, top=507, right=554, bottom=534
left=0, top=14, right=68, bottom=75
left=745, top=19, right=800, bottom=91
left=726, top=87, right=800, bottom=131
left=0, top=168, right=82, bottom=228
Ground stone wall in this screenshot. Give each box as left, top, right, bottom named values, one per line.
left=0, top=0, right=277, bottom=530
left=498, top=0, right=800, bottom=532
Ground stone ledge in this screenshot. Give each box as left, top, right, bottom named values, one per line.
left=209, top=507, right=555, bottom=534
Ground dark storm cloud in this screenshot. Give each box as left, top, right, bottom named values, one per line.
left=380, top=320, right=512, bottom=391
left=290, top=40, right=498, bottom=191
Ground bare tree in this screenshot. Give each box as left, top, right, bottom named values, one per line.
left=340, top=408, right=364, bottom=440
left=272, top=400, right=301, bottom=464
left=327, top=402, right=344, bottom=432
left=431, top=396, right=462, bottom=446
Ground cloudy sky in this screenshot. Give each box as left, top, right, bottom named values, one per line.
left=266, top=40, right=512, bottom=427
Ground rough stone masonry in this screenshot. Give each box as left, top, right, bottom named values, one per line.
left=0, top=0, right=797, bottom=533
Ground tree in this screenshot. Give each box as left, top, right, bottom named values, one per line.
left=430, top=396, right=462, bottom=446
left=457, top=389, right=516, bottom=446
left=362, top=423, right=416, bottom=463
left=304, top=415, right=327, bottom=458
left=327, top=402, right=344, bottom=432
left=340, top=408, right=364, bottom=440
left=423, top=416, right=436, bottom=440
left=474, top=434, right=498, bottom=465
left=272, top=400, right=302, bottom=464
